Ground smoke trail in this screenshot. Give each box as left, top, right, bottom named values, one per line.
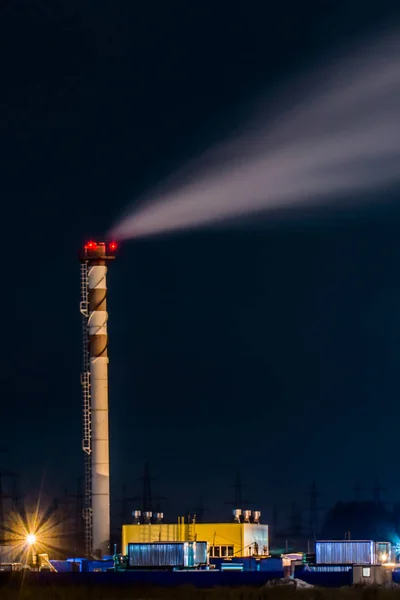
left=110, top=31, right=400, bottom=240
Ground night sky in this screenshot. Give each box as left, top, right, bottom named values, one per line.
left=1, top=0, right=400, bottom=530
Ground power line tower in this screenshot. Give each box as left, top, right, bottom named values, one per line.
left=192, top=495, right=209, bottom=522
left=119, top=483, right=129, bottom=524
left=374, top=477, right=386, bottom=505
left=0, top=471, right=15, bottom=543
left=11, top=475, right=24, bottom=513
left=225, top=472, right=253, bottom=510
left=140, top=462, right=153, bottom=513
left=306, top=480, right=324, bottom=539
left=66, top=478, right=84, bottom=550
left=233, top=472, right=243, bottom=507
left=56, top=487, right=76, bottom=542
left=132, top=463, right=166, bottom=514
left=272, top=504, right=279, bottom=536
left=118, top=483, right=138, bottom=525
left=369, top=476, right=386, bottom=505
left=290, top=501, right=303, bottom=537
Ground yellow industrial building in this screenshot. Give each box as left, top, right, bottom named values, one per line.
left=122, top=517, right=269, bottom=558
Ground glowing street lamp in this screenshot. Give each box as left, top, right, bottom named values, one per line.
left=26, top=533, right=38, bottom=569
left=27, top=533, right=37, bottom=546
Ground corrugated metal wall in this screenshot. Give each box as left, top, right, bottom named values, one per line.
left=128, top=543, right=185, bottom=568
left=316, top=541, right=375, bottom=565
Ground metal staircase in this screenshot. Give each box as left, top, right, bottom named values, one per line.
left=80, top=261, right=93, bottom=557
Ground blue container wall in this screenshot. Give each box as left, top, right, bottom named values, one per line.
left=392, top=569, right=400, bottom=584
left=20, top=570, right=287, bottom=587
left=65, top=558, right=112, bottom=573
left=50, top=561, right=80, bottom=573
left=211, top=557, right=283, bottom=572
left=84, top=560, right=113, bottom=572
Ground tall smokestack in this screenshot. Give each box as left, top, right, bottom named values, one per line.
left=80, top=240, right=117, bottom=557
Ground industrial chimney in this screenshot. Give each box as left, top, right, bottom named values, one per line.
left=80, top=240, right=117, bottom=557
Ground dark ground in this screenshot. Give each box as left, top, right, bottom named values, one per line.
left=1, top=574, right=400, bottom=600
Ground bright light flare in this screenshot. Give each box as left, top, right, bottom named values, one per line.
left=4, top=496, right=74, bottom=562
left=26, top=533, right=37, bottom=546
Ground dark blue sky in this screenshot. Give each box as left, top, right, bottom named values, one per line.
left=1, top=0, right=400, bottom=530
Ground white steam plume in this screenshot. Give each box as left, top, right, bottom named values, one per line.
left=110, top=31, right=400, bottom=240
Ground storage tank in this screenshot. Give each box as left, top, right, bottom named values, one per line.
left=127, top=541, right=208, bottom=569
left=316, top=541, right=391, bottom=565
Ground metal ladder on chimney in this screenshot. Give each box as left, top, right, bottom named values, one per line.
left=80, top=261, right=93, bottom=557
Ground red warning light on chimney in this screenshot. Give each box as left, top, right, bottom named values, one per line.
left=109, top=241, right=118, bottom=252
left=85, top=240, right=97, bottom=250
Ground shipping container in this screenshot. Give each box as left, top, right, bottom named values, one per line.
left=316, top=541, right=391, bottom=565
left=127, top=541, right=208, bottom=569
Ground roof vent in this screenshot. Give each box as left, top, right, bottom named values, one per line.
left=232, top=508, right=242, bottom=523
left=132, top=510, right=141, bottom=524
left=143, top=511, right=153, bottom=524
left=243, top=510, right=252, bottom=523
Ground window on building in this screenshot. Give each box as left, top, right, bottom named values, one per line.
left=210, top=545, right=234, bottom=559
left=362, top=568, right=371, bottom=577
